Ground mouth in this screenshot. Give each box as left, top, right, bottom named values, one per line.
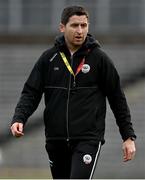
left=75, top=36, right=83, bottom=41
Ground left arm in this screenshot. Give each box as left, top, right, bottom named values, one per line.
left=98, top=51, right=136, bottom=161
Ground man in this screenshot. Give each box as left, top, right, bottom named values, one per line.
left=11, top=6, right=136, bottom=179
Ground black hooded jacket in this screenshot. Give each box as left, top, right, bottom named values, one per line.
left=12, top=34, right=136, bottom=144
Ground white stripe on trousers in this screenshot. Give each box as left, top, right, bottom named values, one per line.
left=89, top=141, right=101, bottom=179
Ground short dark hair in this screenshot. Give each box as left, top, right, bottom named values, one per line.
left=61, top=6, right=89, bottom=25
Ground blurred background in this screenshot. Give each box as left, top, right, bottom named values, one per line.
left=0, top=0, right=145, bottom=179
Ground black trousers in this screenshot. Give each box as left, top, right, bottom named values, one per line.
left=45, top=140, right=101, bottom=179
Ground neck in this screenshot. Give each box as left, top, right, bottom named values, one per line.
left=69, top=46, right=80, bottom=56
left=65, top=38, right=80, bottom=55
left=70, top=50, right=75, bottom=56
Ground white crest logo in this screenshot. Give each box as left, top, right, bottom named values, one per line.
left=83, top=154, right=92, bottom=164
left=82, top=64, right=90, bottom=73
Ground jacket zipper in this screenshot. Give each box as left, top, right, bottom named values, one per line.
left=66, top=55, right=73, bottom=142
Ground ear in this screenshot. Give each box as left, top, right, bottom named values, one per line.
left=59, top=23, right=65, bottom=33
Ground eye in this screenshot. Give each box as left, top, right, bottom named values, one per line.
left=71, top=23, right=79, bottom=28
left=81, top=23, right=87, bottom=28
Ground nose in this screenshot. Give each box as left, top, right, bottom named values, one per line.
left=77, top=25, right=83, bottom=34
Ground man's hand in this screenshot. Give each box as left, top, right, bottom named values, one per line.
left=10, top=122, right=24, bottom=137
left=122, top=138, right=136, bottom=162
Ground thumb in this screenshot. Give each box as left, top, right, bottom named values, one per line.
left=18, top=123, right=24, bottom=133
left=123, top=146, right=128, bottom=162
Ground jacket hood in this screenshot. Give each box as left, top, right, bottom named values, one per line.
left=55, top=34, right=101, bottom=51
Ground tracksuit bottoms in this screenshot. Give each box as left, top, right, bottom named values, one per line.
left=45, top=139, right=101, bottom=179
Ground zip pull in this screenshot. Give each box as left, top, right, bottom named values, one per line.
left=73, top=76, right=76, bottom=88
left=66, top=138, right=70, bottom=147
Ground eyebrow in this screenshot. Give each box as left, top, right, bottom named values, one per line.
left=70, top=22, right=88, bottom=26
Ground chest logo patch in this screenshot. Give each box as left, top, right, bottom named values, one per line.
left=54, top=67, right=59, bottom=71
left=82, top=64, right=90, bottom=74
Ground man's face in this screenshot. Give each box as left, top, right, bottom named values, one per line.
left=60, top=15, right=89, bottom=50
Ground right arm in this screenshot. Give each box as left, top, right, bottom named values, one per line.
left=10, top=54, right=45, bottom=136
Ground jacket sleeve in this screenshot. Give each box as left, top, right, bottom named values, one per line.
left=98, top=51, right=136, bottom=141
left=11, top=53, right=45, bottom=125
